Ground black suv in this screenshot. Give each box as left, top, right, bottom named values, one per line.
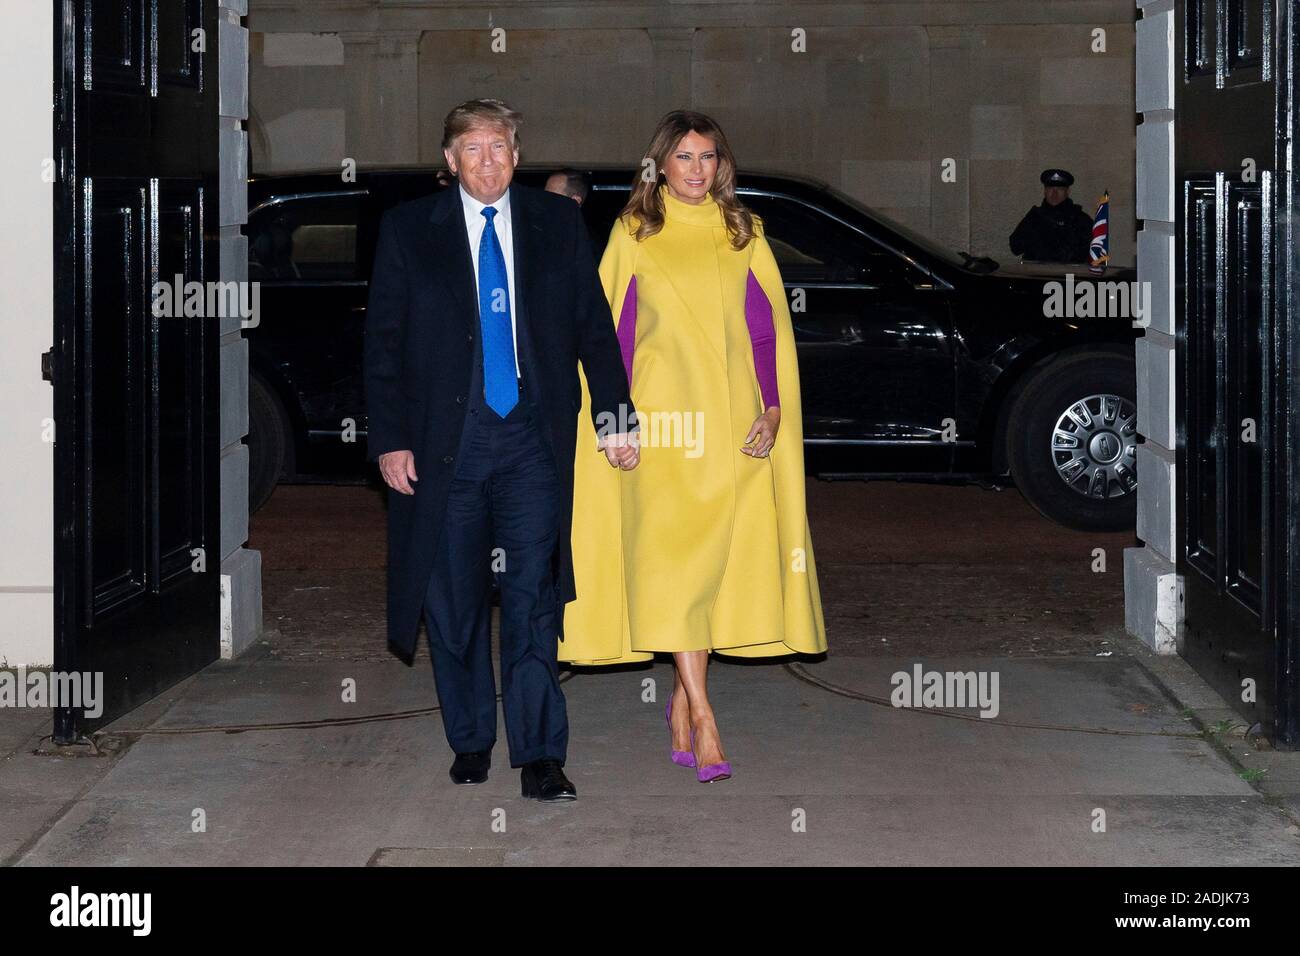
left=246, top=166, right=1138, bottom=531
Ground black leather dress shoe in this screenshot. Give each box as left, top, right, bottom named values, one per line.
left=520, top=758, right=577, bottom=801
left=449, top=750, right=491, bottom=785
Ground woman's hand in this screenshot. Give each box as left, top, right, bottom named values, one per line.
left=741, top=407, right=780, bottom=458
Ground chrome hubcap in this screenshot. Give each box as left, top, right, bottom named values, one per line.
left=1050, top=393, right=1138, bottom=499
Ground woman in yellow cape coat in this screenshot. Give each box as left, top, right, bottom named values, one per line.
left=563, top=111, right=828, bottom=776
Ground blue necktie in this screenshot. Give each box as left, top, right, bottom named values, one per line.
left=477, top=206, right=517, bottom=417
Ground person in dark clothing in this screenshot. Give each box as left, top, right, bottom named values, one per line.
left=1009, top=168, right=1094, bottom=263
left=545, top=168, right=591, bottom=206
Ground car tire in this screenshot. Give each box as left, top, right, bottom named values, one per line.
left=1005, top=350, right=1138, bottom=532
left=248, top=373, right=292, bottom=515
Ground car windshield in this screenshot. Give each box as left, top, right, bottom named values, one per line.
left=821, top=183, right=991, bottom=270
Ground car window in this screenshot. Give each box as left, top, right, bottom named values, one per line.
left=248, top=193, right=364, bottom=282
left=823, top=183, right=969, bottom=269
left=578, top=185, right=928, bottom=289
left=742, top=192, right=928, bottom=288
left=766, top=235, right=822, bottom=267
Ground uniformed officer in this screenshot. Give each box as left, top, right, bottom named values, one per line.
left=1008, top=169, right=1094, bottom=263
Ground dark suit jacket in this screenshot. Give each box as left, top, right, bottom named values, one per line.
left=363, top=181, right=634, bottom=661
left=1008, top=199, right=1094, bottom=263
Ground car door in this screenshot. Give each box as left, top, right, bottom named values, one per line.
left=741, top=191, right=957, bottom=462
left=247, top=189, right=369, bottom=471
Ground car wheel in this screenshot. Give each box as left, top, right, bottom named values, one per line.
left=1005, top=350, right=1138, bottom=532
left=248, top=373, right=292, bottom=514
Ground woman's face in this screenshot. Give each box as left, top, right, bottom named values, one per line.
left=661, top=130, right=718, bottom=205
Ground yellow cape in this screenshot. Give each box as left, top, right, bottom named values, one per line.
left=562, top=187, right=827, bottom=664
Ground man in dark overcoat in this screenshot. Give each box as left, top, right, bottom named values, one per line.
left=364, top=99, right=638, bottom=801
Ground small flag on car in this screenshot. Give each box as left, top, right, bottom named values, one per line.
left=1088, top=190, right=1110, bottom=275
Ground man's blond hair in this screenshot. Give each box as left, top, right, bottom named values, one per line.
left=441, top=98, right=522, bottom=151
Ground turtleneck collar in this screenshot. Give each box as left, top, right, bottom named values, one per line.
left=659, top=183, right=722, bottom=226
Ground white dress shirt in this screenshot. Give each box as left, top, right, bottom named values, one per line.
left=458, top=183, right=521, bottom=376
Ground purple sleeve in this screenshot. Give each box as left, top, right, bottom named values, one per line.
left=615, top=275, right=637, bottom=387
left=744, top=269, right=780, bottom=410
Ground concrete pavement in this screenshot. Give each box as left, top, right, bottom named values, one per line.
left=5, top=481, right=1298, bottom=866
left=4, top=642, right=1299, bottom=866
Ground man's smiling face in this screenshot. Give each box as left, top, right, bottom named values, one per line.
left=445, top=124, right=518, bottom=204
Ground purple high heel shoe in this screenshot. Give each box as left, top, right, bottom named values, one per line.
left=692, top=719, right=732, bottom=783
left=665, top=694, right=696, bottom=768
left=696, top=760, right=732, bottom=784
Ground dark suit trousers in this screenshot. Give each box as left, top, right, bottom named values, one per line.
left=421, top=381, right=569, bottom=767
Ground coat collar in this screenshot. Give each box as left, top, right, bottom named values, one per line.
left=659, top=183, right=723, bottom=227
left=426, top=180, right=542, bottom=353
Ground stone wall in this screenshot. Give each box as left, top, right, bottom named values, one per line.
left=247, top=0, right=1137, bottom=263
left=1125, top=0, right=1180, bottom=655
left=220, top=0, right=263, bottom=660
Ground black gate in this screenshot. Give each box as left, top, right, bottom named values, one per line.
left=1176, top=0, right=1300, bottom=747
left=51, top=0, right=221, bottom=739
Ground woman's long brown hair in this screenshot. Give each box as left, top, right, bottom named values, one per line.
left=621, top=110, right=755, bottom=250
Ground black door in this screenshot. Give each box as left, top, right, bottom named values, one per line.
left=52, top=0, right=221, bottom=739
left=1176, top=0, right=1300, bottom=746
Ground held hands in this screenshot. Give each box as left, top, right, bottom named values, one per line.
left=599, top=431, right=640, bottom=470
left=381, top=433, right=639, bottom=490
left=741, top=407, right=781, bottom=458
left=378, top=450, right=419, bottom=495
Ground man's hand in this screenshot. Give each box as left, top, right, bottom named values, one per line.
left=741, top=407, right=781, bottom=458
left=378, top=450, right=419, bottom=494
left=599, top=431, right=640, bottom=470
